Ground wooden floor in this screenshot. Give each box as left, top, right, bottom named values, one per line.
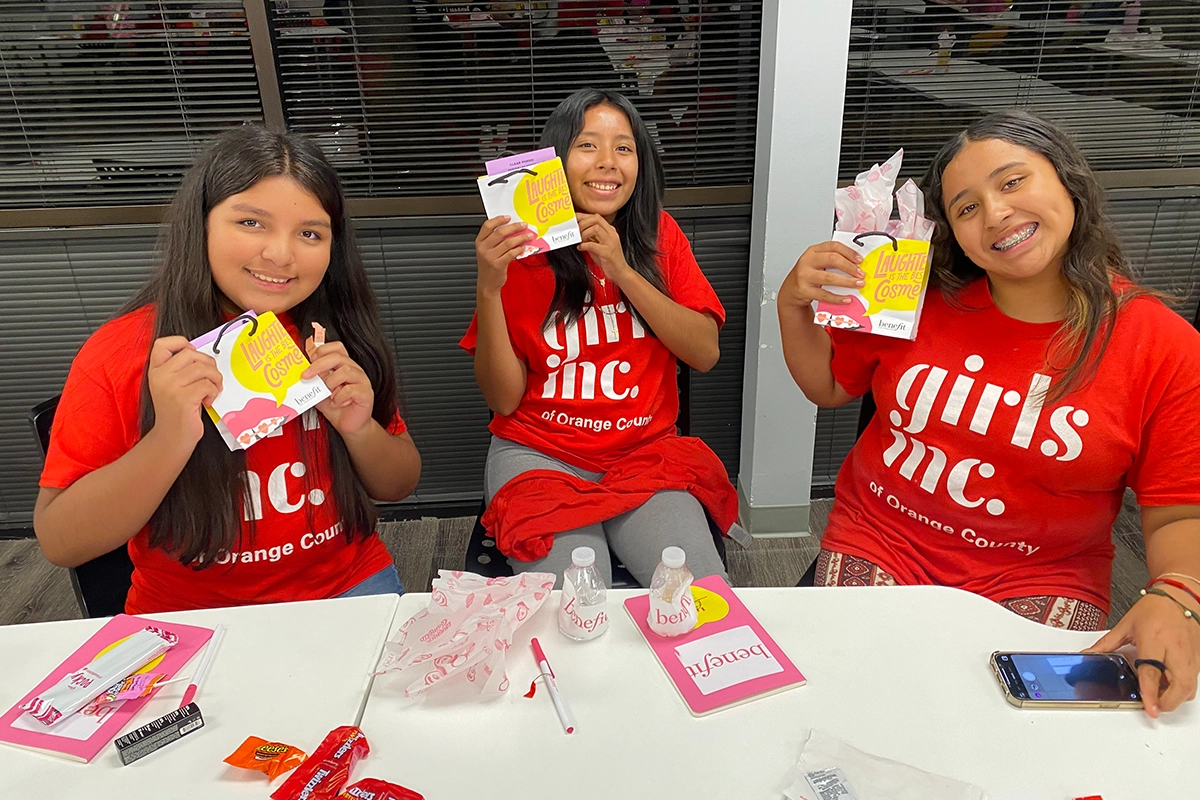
left=0, top=497, right=1148, bottom=627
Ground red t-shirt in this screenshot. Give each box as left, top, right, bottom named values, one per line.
left=40, top=305, right=401, bottom=614
left=823, top=278, right=1200, bottom=612
left=460, top=211, right=725, bottom=473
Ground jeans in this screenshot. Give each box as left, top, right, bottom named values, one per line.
left=337, top=564, right=404, bottom=598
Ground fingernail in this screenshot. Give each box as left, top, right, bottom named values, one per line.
left=843, top=297, right=853, bottom=304
left=854, top=254, right=863, bottom=263
left=855, top=280, right=865, bottom=287
left=857, top=269, right=866, bottom=278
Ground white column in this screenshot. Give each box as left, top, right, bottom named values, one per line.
left=737, top=0, right=852, bottom=536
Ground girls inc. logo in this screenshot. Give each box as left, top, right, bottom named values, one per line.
left=541, top=296, right=643, bottom=401
left=882, top=354, right=1091, bottom=515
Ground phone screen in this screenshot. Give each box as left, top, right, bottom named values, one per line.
left=995, top=653, right=1140, bottom=702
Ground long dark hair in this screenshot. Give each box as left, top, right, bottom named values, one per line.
left=922, top=109, right=1143, bottom=402
left=122, top=125, right=398, bottom=567
left=539, top=88, right=668, bottom=329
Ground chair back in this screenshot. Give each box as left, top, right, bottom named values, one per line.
left=28, top=394, right=134, bottom=618
left=28, top=396, right=59, bottom=457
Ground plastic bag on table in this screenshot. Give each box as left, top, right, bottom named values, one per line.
left=374, top=570, right=556, bottom=699
left=783, top=730, right=990, bottom=800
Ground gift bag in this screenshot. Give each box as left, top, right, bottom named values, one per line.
left=191, top=312, right=331, bottom=450
left=814, top=149, right=935, bottom=341
left=477, top=152, right=581, bottom=259
left=375, top=571, right=556, bottom=699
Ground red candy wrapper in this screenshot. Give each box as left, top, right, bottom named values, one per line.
left=271, top=726, right=369, bottom=800
left=339, top=778, right=425, bottom=800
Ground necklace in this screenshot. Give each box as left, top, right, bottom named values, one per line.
left=592, top=270, right=619, bottom=340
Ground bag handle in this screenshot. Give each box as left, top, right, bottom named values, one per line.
left=487, top=167, right=538, bottom=186
left=212, top=313, right=258, bottom=355
left=851, top=231, right=899, bottom=251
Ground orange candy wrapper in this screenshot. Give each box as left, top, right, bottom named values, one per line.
left=271, top=726, right=369, bottom=800
left=224, top=736, right=307, bottom=781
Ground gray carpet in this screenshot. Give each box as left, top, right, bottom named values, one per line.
left=0, top=496, right=1148, bottom=627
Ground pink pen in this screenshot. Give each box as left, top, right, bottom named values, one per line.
left=179, top=625, right=225, bottom=709
left=531, top=637, right=574, bottom=734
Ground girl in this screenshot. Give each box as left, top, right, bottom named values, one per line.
left=461, top=87, right=745, bottom=587
left=34, top=126, right=422, bottom=614
left=778, top=110, right=1200, bottom=716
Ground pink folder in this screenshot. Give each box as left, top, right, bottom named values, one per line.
left=0, top=615, right=213, bottom=762
left=624, top=575, right=805, bottom=716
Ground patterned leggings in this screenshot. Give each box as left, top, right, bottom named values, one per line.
left=815, top=550, right=1107, bottom=632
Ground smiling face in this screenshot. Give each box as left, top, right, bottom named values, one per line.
left=941, top=138, right=1076, bottom=285
left=565, top=103, right=638, bottom=222
left=206, top=174, right=333, bottom=315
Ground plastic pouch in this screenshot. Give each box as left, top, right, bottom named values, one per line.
left=783, top=730, right=989, bottom=800
left=20, top=627, right=177, bottom=726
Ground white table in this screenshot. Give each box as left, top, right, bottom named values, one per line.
left=0, top=594, right=399, bottom=798
left=361, top=586, right=1198, bottom=800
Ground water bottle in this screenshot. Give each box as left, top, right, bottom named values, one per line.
left=647, top=546, right=697, bottom=637
left=559, top=547, right=609, bottom=640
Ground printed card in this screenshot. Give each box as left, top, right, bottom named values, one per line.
left=674, top=625, right=784, bottom=695
left=485, top=147, right=556, bottom=176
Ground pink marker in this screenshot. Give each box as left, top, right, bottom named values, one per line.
left=531, top=638, right=574, bottom=734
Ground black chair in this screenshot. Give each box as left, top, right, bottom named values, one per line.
left=796, top=390, right=878, bottom=587
left=29, top=396, right=134, bottom=618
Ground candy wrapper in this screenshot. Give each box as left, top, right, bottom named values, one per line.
left=83, top=672, right=168, bottom=712
left=338, top=778, right=425, bottom=800
left=817, top=149, right=935, bottom=341
left=375, top=570, right=556, bottom=699
left=224, top=736, right=307, bottom=781
left=271, top=726, right=368, bottom=800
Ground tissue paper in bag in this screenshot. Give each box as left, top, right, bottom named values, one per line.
left=375, top=570, right=556, bottom=699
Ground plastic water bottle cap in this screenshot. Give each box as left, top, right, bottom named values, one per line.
left=661, top=546, right=686, bottom=569
left=572, top=546, right=596, bottom=568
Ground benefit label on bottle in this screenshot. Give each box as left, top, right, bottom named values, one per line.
left=648, top=588, right=697, bottom=637
left=559, top=579, right=609, bottom=640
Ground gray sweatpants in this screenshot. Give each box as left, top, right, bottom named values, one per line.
left=484, top=436, right=729, bottom=589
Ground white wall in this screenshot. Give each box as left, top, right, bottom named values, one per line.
left=737, top=0, right=852, bottom=535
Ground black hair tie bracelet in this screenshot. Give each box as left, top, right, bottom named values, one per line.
left=1138, top=586, right=1200, bottom=630
left=1134, top=658, right=1168, bottom=674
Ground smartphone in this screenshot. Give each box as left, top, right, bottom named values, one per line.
left=990, top=651, right=1143, bottom=709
